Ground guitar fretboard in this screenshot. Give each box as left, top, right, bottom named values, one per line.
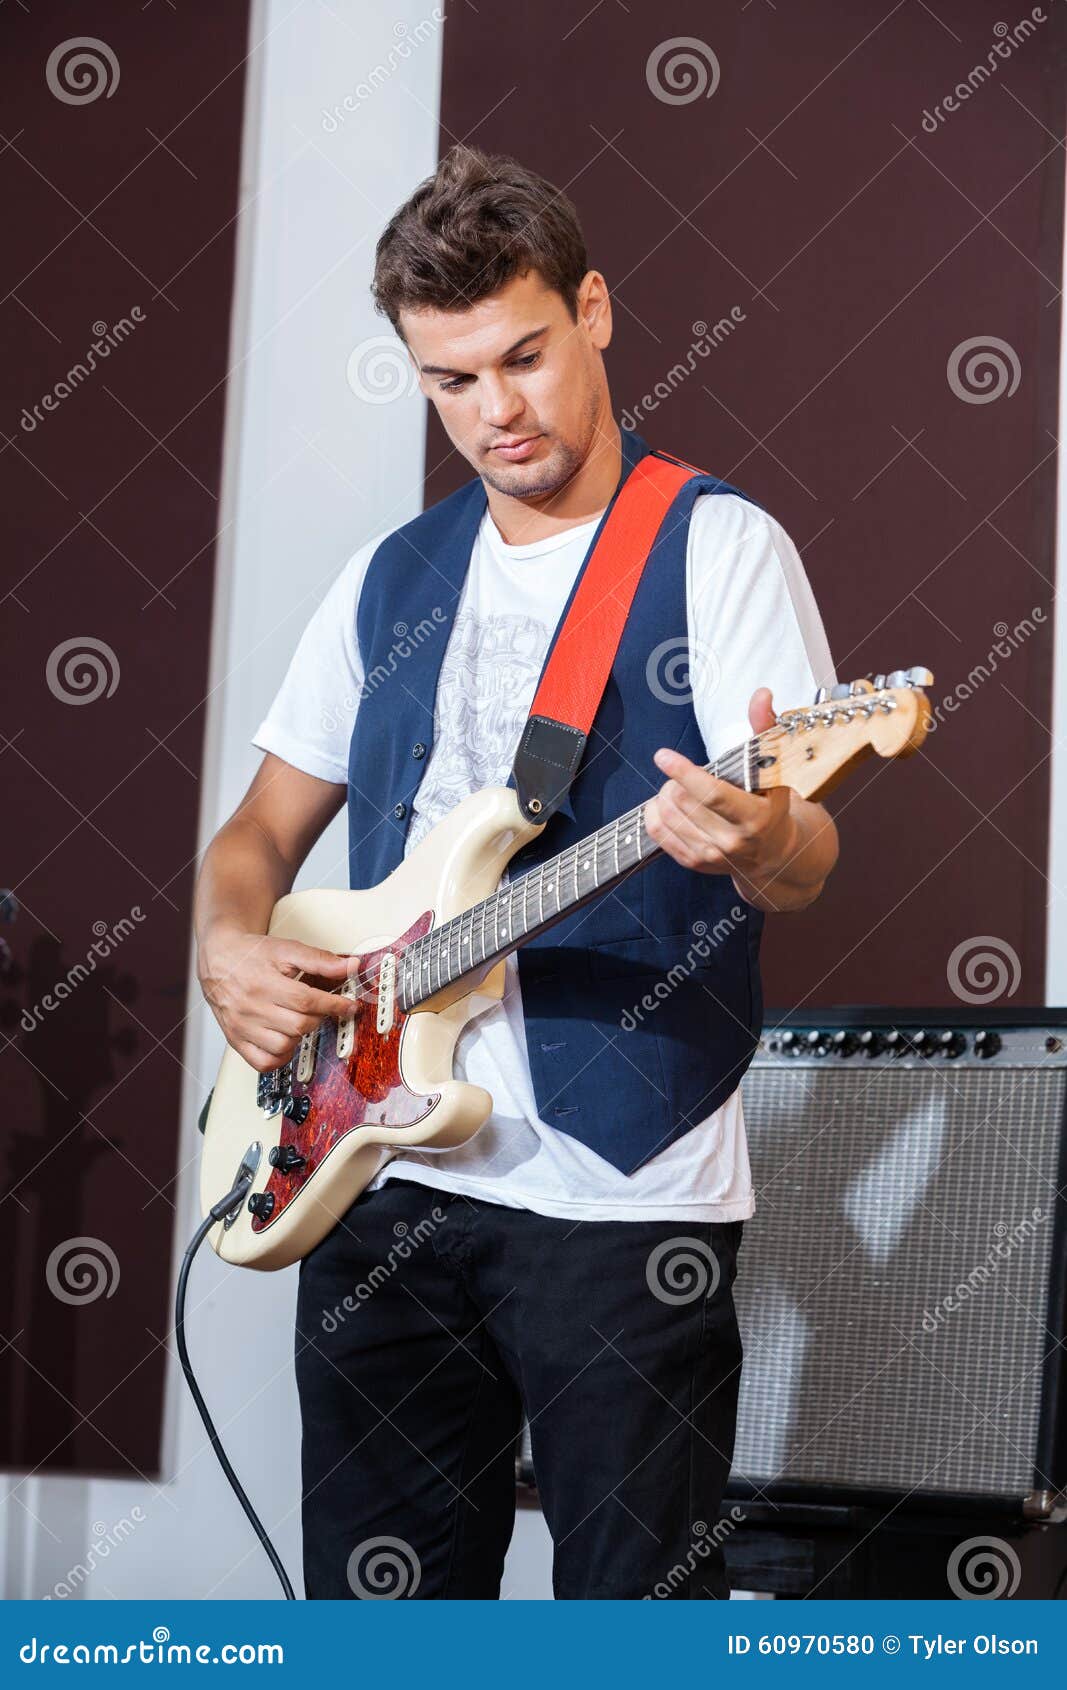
left=397, top=734, right=756, bottom=1012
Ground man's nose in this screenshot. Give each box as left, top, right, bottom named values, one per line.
left=480, top=377, right=523, bottom=429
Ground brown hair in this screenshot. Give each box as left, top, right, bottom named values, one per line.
left=371, top=144, right=589, bottom=338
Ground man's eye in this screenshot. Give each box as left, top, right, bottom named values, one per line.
left=438, top=351, right=542, bottom=393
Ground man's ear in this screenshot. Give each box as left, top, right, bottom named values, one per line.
left=580, top=270, right=613, bottom=351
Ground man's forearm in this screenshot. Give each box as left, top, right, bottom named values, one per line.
left=194, top=815, right=294, bottom=957
left=730, top=795, right=839, bottom=914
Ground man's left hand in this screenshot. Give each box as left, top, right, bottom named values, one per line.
left=642, top=686, right=838, bottom=912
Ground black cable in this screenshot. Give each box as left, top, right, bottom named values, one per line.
left=175, top=1173, right=296, bottom=1600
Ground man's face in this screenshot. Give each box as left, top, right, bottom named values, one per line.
left=400, top=268, right=612, bottom=501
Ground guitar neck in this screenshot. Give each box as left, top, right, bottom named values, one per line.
left=398, top=736, right=757, bottom=1012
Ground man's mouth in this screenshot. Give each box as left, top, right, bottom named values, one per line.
left=489, top=435, right=542, bottom=461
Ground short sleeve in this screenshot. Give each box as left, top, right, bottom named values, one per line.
left=686, top=493, right=837, bottom=768
left=251, top=532, right=386, bottom=784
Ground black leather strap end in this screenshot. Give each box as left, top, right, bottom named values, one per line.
left=513, top=715, right=587, bottom=824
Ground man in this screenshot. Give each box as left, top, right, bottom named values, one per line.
left=194, top=143, right=838, bottom=1600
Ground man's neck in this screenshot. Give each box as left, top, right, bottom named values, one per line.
left=484, top=420, right=622, bottom=546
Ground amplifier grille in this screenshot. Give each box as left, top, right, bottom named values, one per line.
left=733, top=1056, right=1063, bottom=1503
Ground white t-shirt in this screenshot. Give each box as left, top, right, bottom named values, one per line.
left=253, top=490, right=836, bottom=1222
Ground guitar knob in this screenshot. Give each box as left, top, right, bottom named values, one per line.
left=831, top=1030, right=859, bottom=1057
left=282, top=1095, right=311, bottom=1125
left=269, top=1143, right=307, bottom=1174
left=247, top=1191, right=276, bottom=1221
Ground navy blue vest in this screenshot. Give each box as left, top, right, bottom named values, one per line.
left=347, top=427, right=765, bottom=1174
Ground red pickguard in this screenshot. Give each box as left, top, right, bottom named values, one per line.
left=251, top=911, right=440, bottom=1232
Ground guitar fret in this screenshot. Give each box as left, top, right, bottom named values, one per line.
left=401, top=746, right=752, bottom=1009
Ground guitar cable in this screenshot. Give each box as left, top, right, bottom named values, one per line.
left=175, top=1168, right=297, bottom=1599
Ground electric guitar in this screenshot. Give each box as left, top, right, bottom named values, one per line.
left=200, top=667, right=933, bottom=1270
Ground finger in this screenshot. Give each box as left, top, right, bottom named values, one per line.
left=238, top=1042, right=287, bottom=1074
left=268, top=1006, right=327, bottom=1040
left=273, top=980, right=360, bottom=1021
left=275, top=942, right=357, bottom=980
left=653, top=749, right=758, bottom=824
left=645, top=796, right=719, bottom=871
left=748, top=686, right=776, bottom=734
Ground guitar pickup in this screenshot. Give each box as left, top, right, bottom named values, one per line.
left=296, top=1025, right=319, bottom=1084
left=376, top=951, right=396, bottom=1035
left=336, top=974, right=358, bottom=1061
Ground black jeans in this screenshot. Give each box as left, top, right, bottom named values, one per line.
left=294, top=1176, right=745, bottom=1599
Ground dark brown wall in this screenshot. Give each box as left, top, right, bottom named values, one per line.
left=1, top=8, right=250, bottom=1472
left=431, top=0, right=1065, bottom=1011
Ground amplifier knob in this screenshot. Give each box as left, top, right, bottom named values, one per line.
left=804, top=1029, right=830, bottom=1056
left=859, top=1030, right=886, bottom=1058
left=938, top=1030, right=966, bottom=1058
left=974, top=1030, right=1002, bottom=1059
left=831, top=1031, right=859, bottom=1057
left=911, top=1030, right=936, bottom=1058
left=779, top=1031, right=798, bottom=1054
left=886, top=1030, right=910, bottom=1057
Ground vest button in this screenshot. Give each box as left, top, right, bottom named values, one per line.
left=412, top=742, right=426, bottom=759
left=393, top=801, right=407, bottom=819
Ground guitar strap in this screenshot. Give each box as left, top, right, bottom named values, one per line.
left=511, top=447, right=706, bottom=825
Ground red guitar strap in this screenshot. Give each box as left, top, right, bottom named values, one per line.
left=511, top=448, right=705, bottom=824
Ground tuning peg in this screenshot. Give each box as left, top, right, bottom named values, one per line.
left=830, top=683, right=851, bottom=699
left=849, top=679, right=873, bottom=695
left=814, top=686, right=830, bottom=703
left=872, top=674, right=886, bottom=690
left=886, top=667, right=933, bottom=688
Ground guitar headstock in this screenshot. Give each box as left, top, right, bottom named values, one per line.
left=755, top=666, right=933, bottom=801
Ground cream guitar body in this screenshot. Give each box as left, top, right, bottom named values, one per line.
left=199, top=667, right=934, bottom=1271
left=200, top=785, right=543, bottom=1269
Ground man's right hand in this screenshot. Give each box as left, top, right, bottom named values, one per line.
left=198, top=926, right=358, bottom=1073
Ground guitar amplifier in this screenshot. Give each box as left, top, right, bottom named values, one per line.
left=728, top=1008, right=1067, bottom=1521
